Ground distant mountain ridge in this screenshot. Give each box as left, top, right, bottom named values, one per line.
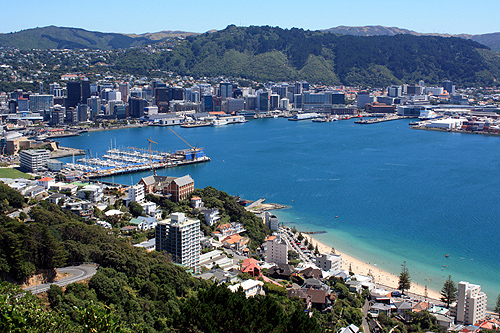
left=321, top=25, right=500, bottom=52
left=0, top=26, right=154, bottom=50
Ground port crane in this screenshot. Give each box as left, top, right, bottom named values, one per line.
left=147, top=137, right=157, bottom=173
left=168, top=128, right=201, bottom=152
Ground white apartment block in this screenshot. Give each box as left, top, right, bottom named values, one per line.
left=454, top=281, right=487, bottom=325
left=19, top=149, right=50, bottom=172
left=265, top=237, right=288, bottom=265
left=155, top=213, right=200, bottom=271
left=316, top=253, right=342, bottom=271
left=128, top=184, right=145, bottom=204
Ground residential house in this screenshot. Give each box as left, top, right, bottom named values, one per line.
left=241, top=258, right=261, bottom=277
left=287, top=287, right=332, bottom=311
left=23, top=185, right=47, bottom=198
left=141, top=201, right=162, bottom=219
left=190, top=196, right=203, bottom=208
left=133, top=238, right=156, bottom=251
left=129, top=216, right=158, bottom=231
left=196, top=269, right=238, bottom=284
left=120, top=225, right=137, bottom=233
left=77, top=184, right=104, bottom=203
left=268, top=263, right=296, bottom=280
left=36, top=177, right=55, bottom=189
left=199, top=250, right=234, bottom=270
left=337, top=324, right=359, bottom=333
left=222, top=234, right=249, bottom=251
left=48, top=193, right=66, bottom=205
left=163, top=175, right=194, bottom=202
left=211, top=222, right=245, bottom=242
left=96, top=220, right=112, bottom=229
left=299, top=267, right=323, bottom=280
left=369, top=303, right=393, bottom=318
left=199, top=207, right=220, bottom=226
left=228, top=279, right=264, bottom=298
left=64, top=199, right=93, bottom=219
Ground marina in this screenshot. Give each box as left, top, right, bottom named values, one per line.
left=64, top=146, right=210, bottom=179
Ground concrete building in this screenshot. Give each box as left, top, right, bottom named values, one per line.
left=264, top=212, right=279, bottom=230
left=265, top=236, right=288, bottom=264
left=128, top=184, right=145, bottom=204
left=357, top=92, right=374, bottom=108
left=19, top=149, right=50, bottom=172
left=454, top=281, right=487, bottom=325
left=155, top=212, right=200, bottom=271
left=316, top=253, right=342, bottom=271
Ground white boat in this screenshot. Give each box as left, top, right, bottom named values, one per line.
left=211, top=119, right=228, bottom=126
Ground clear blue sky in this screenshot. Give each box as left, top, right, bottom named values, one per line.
left=2, top=0, right=498, bottom=35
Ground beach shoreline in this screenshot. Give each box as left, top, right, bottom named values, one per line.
left=300, top=233, right=442, bottom=301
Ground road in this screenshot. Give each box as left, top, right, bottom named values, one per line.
left=24, top=264, right=98, bottom=294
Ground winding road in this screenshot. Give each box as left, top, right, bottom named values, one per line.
left=23, top=264, right=98, bottom=294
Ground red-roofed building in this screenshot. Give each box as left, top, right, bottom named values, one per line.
left=37, top=177, right=55, bottom=189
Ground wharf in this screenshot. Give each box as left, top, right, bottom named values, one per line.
left=51, top=146, right=86, bottom=158
left=85, top=157, right=210, bottom=179
left=354, top=115, right=407, bottom=124
left=181, top=122, right=211, bottom=128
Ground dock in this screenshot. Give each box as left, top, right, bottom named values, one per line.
left=63, top=146, right=210, bottom=179
left=354, top=115, right=408, bottom=124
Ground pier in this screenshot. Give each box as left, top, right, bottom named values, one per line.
left=354, top=115, right=408, bottom=124
left=63, top=146, right=210, bottom=179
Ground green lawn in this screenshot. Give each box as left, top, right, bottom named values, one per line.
left=0, top=168, right=32, bottom=179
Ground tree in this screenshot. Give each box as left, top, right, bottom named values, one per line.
left=398, top=261, right=411, bottom=294
left=297, top=233, right=304, bottom=241
left=495, top=294, right=500, bottom=316
left=440, top=275, right=457, bottom=308
left=128, top=201, right=144, bottom=217
left=314, top=245, right=320, bottom=256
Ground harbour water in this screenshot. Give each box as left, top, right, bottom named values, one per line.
left=58, top=118, right=500, bottom=306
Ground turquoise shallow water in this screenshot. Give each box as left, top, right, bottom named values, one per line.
left=58, top=118, right=500, bottom=306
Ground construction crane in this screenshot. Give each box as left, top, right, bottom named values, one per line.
left=147, top=137, right=158, bottom=172
left=168, top=128, right=200, bottom=152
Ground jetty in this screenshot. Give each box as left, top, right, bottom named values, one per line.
left=63, top=146, right=210, bottom=179
left=354, top=115, right=407, bottom=124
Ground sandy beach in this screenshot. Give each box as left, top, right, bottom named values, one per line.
left=301, top=233, right=442, bottom=301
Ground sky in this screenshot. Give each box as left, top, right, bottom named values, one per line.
left=1, top=0, right=498, bottom=35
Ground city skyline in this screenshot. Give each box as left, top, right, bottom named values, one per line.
left=1, top=0, right=498, bottom=36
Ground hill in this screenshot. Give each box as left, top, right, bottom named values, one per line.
left=126, top=30, right=201, bottom=40
left=0, top=26, right=154, bottom=50
left=138, top=25, right=499, bottom=87
left=322, top=25, right=500, bottom=52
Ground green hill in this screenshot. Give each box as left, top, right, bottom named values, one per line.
left=144, top=25, right=499, bottom=87
left=0, top=26, right=154, bottom=50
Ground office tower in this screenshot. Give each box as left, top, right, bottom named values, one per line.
left=258, top=90, right=269, bottom=112
left=66, top=81, right=81, bottom=108
left=129, top=97, right=146, bottom=118
left=155, top=213, right=200, bottom=271
left=77, top=104, right=89, bottom=122
left=29, top=94, right=54, bottom=112
left=220, top=82, right=232, bottom=100
left=202, top=95, right=213, bottom=112
left=87, top=96, right=101, bottom=119
left=269, top=94, right=279, bottom=110
left=119, top=82, right=130, bottom=102
left=442, top=80, right=455, bottom=94
left=81, top=79, right=91, bottom=102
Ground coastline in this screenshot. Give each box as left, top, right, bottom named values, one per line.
left=301, top=233, right=442, bottom=301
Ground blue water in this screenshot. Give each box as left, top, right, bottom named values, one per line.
left=58, top=118, right=500, bottom=305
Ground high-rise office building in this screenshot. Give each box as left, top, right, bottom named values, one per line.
left=66, top=81, right=81, bottom=108
left=129, top=97, right=146, bottom=118
left=119, top=82, right=130, bottom=102
left=77, top=104, right=89, bottom=122
left=87, top=96, right=101, bottom=119
left=257, top=90, right=269, bottom=112
left=442, top=80, right=455, bottom=95
left=81, top=80, right=91, bottom=102
left=29, top=94, right=54, bottom=112
left=202, top=95, right=213, bottom=112
left=155, top=213, right=200, bottom=271
left=220, top=82, right=232, bottom=100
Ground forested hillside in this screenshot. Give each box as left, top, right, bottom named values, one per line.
left=118, top=25, right=500, bottom=87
